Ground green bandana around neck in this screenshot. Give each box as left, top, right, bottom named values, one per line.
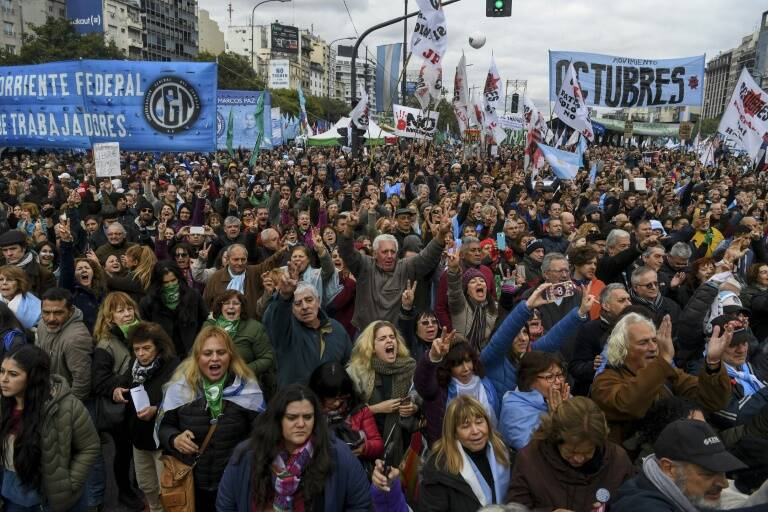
left=215, top=315, right=240, bottom=337
left=203, top=372, right=228, bottom=419
left=118, top=318, right=140, bottom=338
left=162, top=282, right=180, bottom=310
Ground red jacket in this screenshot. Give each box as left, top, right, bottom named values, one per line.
left=348, top=405, right=383, bottom=460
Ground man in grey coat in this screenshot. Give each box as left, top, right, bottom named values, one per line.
left=338, top=212, right=450, bottom=332
left=36, top=288, right=93, bottom=401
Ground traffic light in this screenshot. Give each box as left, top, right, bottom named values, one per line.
left=486, top=0, right=511, bottom=17
left=510, top=93, right=519, bottom=113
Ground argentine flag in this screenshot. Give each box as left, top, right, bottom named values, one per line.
left=536, top=142, right=582, bottom=180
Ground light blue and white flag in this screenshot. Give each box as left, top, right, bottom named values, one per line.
left=589, top=162, right=598, bottom=184
left=376, top=43, right=403, bottom=113
left=537, top=142, right=582, bottom=180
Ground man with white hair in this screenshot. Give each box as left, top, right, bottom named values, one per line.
left=263, top=272, right=351, bottom=387
left=629, top=266, right=681, bottom=335
left=94, top=221, right=136, bottom=261
left=591, top=312, right=732, bottom=443
left=338, top=211, right=450, bottom=331
left=596, top=228, right=652, bottom=286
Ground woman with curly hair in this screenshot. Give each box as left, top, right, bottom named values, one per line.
left=216, top=384, right=371, bottom=511
left=346, top=321, right=418, bottom=467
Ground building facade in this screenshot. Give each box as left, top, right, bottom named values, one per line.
left=103, top=0, right=143, bottom=60
left=1, top=0, right=66, bottom=55
left=142, top=0, right=198, bottom=61
left=198, top=8, right=224, bottom=56
left=335, top=44, right=375, bottom=106
left=703, top=51, right=733, bottom=119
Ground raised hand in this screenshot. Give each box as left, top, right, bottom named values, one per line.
left=261, top=271, right=276, bottom=296
left=401, top=279, right=417, bottom=311
left=278, top=270, right=298, bottom=299
left=311, top=228, right=325, bottom=256
left=578, top=282, right=597, bottom=317
left=670, top=272, right=686, bottom=288
left=525, top=283, right=554, bottom=310
left=445, top=248, right=460, bottom=271
left=197, top=242, right=211, bottom=261
left=706, top=324, right=732, bottom=365
left=656, top=314, right=674, bottom=363
left=437, top=214, right=452, bottom=238
left=429, top=327, right=454, bottom=362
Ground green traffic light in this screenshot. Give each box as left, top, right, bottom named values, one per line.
left=495, top=0, right=504, bottom=7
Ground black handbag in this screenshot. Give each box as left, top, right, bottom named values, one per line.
left=94, top=395, right=125, bottom=431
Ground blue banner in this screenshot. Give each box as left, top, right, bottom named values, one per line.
left=215, top=90, right=272, bottom=150
left=67, top=0, right=104, bottom=35
left=549, top=51, right=705, bottom=108
left=0, top=60, right=217, bottom=151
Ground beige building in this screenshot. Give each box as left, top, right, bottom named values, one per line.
left=198, top=8, right=224, bottom=56
left=103, top=0, right=143, bottom=59
left=0, top=0, right=66, bottom=55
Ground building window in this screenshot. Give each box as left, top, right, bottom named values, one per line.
left=5, top=44, right=13, bottom=53
left=3, top=22, right=13, bottom=36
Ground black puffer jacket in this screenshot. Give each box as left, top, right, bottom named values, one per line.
left=675, top=281, right=718, bottom=365
left=158, top=373, right=259, bottom=491
left=139, top=288, right=208, bottom=358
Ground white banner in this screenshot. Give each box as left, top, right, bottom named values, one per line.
left=269, top=59, right=290, bottom=89
left=393, top=103, right=439, bottom=139
left=411, top=0, right=447, bottom=68
left=500, top=113, right=524, bottom=131
left=271, top=107, right=282, bottom=146
left=94, top=142, right=121, bottom=177
left=349, top=89, right=370, bottom=129
left=718, top=67, right=768, bottom=162
left=554, top=62, right=594, bottom=141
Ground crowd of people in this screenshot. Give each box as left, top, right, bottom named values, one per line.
left=0, top=141, right=765, bottom=511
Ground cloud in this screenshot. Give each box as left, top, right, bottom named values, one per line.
left=200, top=0, right=766, bottom=106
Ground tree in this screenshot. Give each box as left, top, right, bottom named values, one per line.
left=0, top=17, right=124, bottom=65
left=434, top=98, right=458, bottom=135
left=195, top=51, right=265, bottom=91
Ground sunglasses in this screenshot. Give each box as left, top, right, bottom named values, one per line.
left=140, top=208, right=153, bottom=213
left=174, top=252, right=189, bottom=258
left=419, top=319, right=438, bottom=326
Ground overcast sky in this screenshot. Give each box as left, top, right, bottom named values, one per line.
left=200, top=0, right=766, bottom=107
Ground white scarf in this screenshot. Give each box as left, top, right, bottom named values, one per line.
left=642, top=455, right=698, bottom=512
left=451, top=375, right=497, bottom=427
left=226, top=267, right=246, bottom=293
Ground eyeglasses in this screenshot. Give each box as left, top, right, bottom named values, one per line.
left=174, top=252, right=188, bottom=258
left=419, top=319, right=438, bottom=326
left=547, top=268, right=570, bottom=275
left=537, top=371, right=565, bottom=383
left=140, top=208, right=153, bottom=213
left=637, top=281, right=658, bottom=290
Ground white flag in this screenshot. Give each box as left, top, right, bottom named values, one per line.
left=554, top=63, right=594, bottom=141
left=565, top=129, right=580, bottom=147
left=482, top=56, right=506, bottom=144
left=453, top=53, right=469, bottom=107
left=349, top=89, right=370, bottom=129
left=415, top=63, right=442, bottom=110
left=410, top=0, right=448, bottom=69
left=718, top=67, right=768, bottom=162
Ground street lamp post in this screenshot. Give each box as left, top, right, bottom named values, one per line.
left=251, top=0, right=291, bottom=71
left=327, top=36, right=356, bottom=100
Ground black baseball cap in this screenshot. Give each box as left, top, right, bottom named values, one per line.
left=654, top=420, right=746, bottom=473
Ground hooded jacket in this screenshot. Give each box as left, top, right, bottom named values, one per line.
left=36, top=306, right=93, bottom=401
left=506, top=440, right=633, bottom=511
left=499, top=389, right=547, bottom=450
left=38, top=375, right=101, bottom=511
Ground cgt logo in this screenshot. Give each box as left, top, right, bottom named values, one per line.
left=143, top=76, right=201, bottom=134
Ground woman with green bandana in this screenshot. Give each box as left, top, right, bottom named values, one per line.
left=91, top=291, right=146, bottom=510
left=158, top=325, right=264, bottom=510
left=139, top=261, right=209, bottom=358
left=204, top=290, right=277, bottom=401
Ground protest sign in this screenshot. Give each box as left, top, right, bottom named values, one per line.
left=549, top=51, right=704, bottom=108
left=393, top=104, right=439, bottom=139
left=93, top=142, right=121, bottom=177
